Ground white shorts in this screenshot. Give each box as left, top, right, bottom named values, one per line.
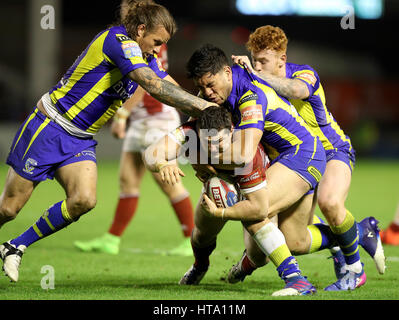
left=122, top=107, right=181, bottom=153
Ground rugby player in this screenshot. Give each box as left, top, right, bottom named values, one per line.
left=0, top=1, right=216, bottom=282
left=231, top=25, right=385, bottom=290
left=144, top=106, right=317, bottom=296
left=73, top=41, right=195, bottom=257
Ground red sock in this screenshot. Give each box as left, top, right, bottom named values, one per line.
left=241, top=254, right=257, bottom=275
left=192, top=240, right=216, bottom=271
left=171, top=194, right=195, bottom=237
left=108, top=195, right=139, bottom=237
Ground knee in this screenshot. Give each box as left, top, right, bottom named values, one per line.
left=67, top=194, right=97, bottom=218
left=318, top=194, right=342, bottom=215
left=285, top=236, right=309, bottom=255
left=0, top=202, right=19, bottom=222
left=318, top=195, right=345, bottom=226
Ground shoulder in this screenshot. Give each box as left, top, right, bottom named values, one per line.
left=287, top=62, right=319, bottom=78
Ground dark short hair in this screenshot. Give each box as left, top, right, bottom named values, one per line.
left=186, top=44, right=229, bottom=79
left=198, top=106, right=232, bottom=131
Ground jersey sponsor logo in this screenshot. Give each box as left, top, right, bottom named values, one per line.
left=239, top=169, right=262, bottom=186
left=112, top=79, right=134, bottom=101
left=239, top=93, right=258, bottom=104
left=116, top=34, right=132, bottom=42
left=210, top=186, right=225, bottom=208
left=240, top=104, right=263, bottom=123
left=22, top=157, right=37, bottom=175
left=295, top=71, right=317, bottom=86
left=121, top=41, right=142, bottom=59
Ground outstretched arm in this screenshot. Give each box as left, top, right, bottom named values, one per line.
left=129, top=67, right=215, bottom=117
left=256, top=72, right=310, bottom=100
left=231, top=55, right=310, bottom=100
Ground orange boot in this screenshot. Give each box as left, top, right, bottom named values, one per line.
left=380, top=223, right=399, bottom=245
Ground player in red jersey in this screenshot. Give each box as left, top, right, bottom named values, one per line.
left=144, top=106, right=317, bottom=296
left=74, top=43, right=195, bottom=256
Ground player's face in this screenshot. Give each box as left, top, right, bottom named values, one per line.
left=137, top=25, right=170, bottom=57
left=193, top=67, right=233, bottom=105
left=199, top=127, right=233, bottom=156
left=251, top=49, right=286, bottom=76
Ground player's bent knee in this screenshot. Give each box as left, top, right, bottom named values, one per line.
left=285, top=237, right=309, bottom=255
left=318, top=195, right=343, bottom=216
left=0, top=203, right=19, bottom=222
left=67, top=195, right=97, bottom=218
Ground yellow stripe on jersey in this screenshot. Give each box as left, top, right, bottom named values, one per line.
left=291, top=83, right=352, bottom=152
left=63, top=68, right=123, bottom=125
left=264, top=120, right=303, bottom=147
left=291, top=98, right=334, bottom=151
left=87, top=100, right=122, bottom=133
left=50, top=31, right=111, bottom=104
left=12, top=109, right=38, bottom=153
left=251, top=80, right=315, bottom=146
left=263, top=143, right=280, bottom=161
left=22, top=117, right=50, bottom=160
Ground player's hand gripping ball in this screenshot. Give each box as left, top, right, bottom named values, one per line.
left=204, top=176, right=239, bottom=208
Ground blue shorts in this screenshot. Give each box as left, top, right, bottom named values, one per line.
left=326, top=148, right=356, bottom=172
left=6, top=108, right=98, bottom=182
left=271, top=139, right=326, bottom=191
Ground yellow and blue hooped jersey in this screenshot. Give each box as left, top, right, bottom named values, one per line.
left=48, top=25, right=168, bottom=134
left=285, top=62, right=352, bottom=153
left=226, top=65, right=322, bottom=162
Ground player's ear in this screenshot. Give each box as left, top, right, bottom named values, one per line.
left=279, top=53, right=287, bottom=65
left=136, top=24, right=146, bottom=38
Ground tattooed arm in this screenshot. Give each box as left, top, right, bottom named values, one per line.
left=128, top=67, right=215, bottom=117
left=257, top=72, right=310, bottom=100
left=231, top=55, right=310, bottom=100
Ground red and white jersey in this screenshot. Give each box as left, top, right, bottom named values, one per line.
left=130, top=43, right=173, bottom=120
left=169, top=120, right=270, bottom=195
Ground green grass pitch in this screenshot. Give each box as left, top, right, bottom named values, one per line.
left=0, top=158, right=398, bottom=301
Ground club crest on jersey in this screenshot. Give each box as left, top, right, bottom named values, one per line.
left=23, top=157, right=37, bottom=175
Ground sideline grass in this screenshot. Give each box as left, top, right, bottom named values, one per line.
left=0, top=159, right=398, bottom=301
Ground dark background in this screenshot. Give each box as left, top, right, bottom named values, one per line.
left=0, top=0, right=398, bottom=158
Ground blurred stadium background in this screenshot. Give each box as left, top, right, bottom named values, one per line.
left=0, top=0, right=398, bottom=161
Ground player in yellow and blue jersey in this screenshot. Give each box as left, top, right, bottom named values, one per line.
left=0, top=1, right=217, bottom=283
left=232, top=25, right=385, bottom=290
left=178, top=43, right=332, bottom=296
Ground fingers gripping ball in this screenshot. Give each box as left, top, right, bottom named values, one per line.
left=204, top=176, right=239, bottom=208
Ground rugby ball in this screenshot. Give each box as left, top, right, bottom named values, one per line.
left=204, top=176, right=239, bottom=208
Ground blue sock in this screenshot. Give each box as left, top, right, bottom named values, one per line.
left=330, top=211, right=360, bottom=266
left=11, top=200, right=73, bottom=248
left=276, top=256, right=301, bottom=280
